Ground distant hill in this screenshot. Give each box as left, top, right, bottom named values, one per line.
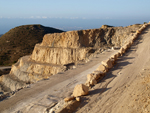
left=0, top=24, right=64, bottom=66
left=0, top=34, right=3, bottom=37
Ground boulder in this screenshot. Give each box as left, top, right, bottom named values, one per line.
left=86, top=73, right=94, bottom=82
left=76, top=97, right=81, bottom=101
left=126, top=43, right=130, bottom=49
left=110, top=58, right=115, bottom=64
left=113, top=53, right=120, bottom=60
left=101, top=59, right=113, bottom=69
left=111, top=54, right=117, bottom=60
left=64, top=96, right=75, bottom=102
left=73, top=84, right=89, bottom=97
left=96, top=64, right=107, bottom=72
left=119, top=47, right=126, bottom=55
left=133, top=34, right=138, bottom=40
left=136, top=30, right=141, bottom=34
left=94, top=71, right=105, bottom=80
left=85, top=71, right=104, bottom=86
left=90, top=79, right=97, bottom=86
left=129, top=40, right=133, bottom=45
left=85, top=73, right=95, bottom=86
left=92, top=72, right=102, bottom=80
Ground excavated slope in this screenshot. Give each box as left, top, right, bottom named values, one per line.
left=0, top=24, right=141, bottom=100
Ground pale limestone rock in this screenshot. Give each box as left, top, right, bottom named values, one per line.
left=86, top=73, right=94, bottom=82
left=85, top=74, right=92, bottom=86
left=136, top=30, right=141, bottom=34
left=85, top=82, right=90, bottom=87
left=73, top=84, right=89, bottom=97
left=31, top=44, right=88, bottom=65
left=76, top=97, right=81, bottom=101
left=94, top=71, right=105, bottom=80
left=19, top=58, right=24, bottom=67
left=86, top=73, right=97, bottom=85
left=64, top=96, right=75, bottom=102
left=92, top=72, right=101, bottom=80
left=96, top=64, right=107, bottom=72
left=133, top=34, right=138, bottom=40
left=41, top=28, right=116, bottom=48
left=101, top=59, right=113, bottom=69
left=112, top=53, right=119, bottom=60
left=130, top=40, right=133, bottom=45
left=111, top=55, right=116, bottom=60
left=110, top=58, right=115, bottom=64
left=119, top=47, right=126, bottom=56
left=72, top=65, right=76, bottom=69
left=90, top=79, right=97, bottom=86
left=120, top=47, right=125, bottom=54
left=85, top=71, right=104, bottom=86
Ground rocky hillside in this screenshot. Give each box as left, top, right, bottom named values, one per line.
left=0, top=24, right=142, bottom=100
left=0, top=25, right=64, bottom=66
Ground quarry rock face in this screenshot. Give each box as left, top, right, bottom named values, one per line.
left=0, top=24, right=142, bottom=97
left=31, top=44, right=89, bottom=65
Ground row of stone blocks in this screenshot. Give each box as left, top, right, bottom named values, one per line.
left=57, top=23, right=150, bottom=112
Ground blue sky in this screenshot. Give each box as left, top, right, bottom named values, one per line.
left=0, top=0, right=150, bottom=33
left=1, top=0, right=150, bottom=19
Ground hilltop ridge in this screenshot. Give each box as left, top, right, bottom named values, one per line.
left=0, top=25, right=64, bottom=66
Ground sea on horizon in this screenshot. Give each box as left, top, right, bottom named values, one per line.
left=0, top=18, right=149, bottom=34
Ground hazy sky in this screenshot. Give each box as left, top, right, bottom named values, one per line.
left=0, top=0, right=150, bottom=34
left=1, top=0, right=150, bottom=19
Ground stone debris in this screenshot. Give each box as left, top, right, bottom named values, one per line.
left=76, top=97, right=81, bottom=102
left=96, top=64, right=107, bottom=72
left=64, top=96, right=75, bottom=102
left=110, top=58, right=115, bottom=65
left=101, top=59, right=113, bottom=69
left=89, top=79, right=97, bottom=86
left=85, top=71, right=104, bottom=87
left=119, top=47, right=126, bottom=55
left=73, top=84, right=89, bottom=97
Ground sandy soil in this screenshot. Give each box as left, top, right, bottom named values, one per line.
left=0, top=25, right=150, bottom=113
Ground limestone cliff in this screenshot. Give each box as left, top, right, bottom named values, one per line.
left=0, top=24, right=142, bottom=99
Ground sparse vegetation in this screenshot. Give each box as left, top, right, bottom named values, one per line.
left=0, top=24, right=64, bottom=66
